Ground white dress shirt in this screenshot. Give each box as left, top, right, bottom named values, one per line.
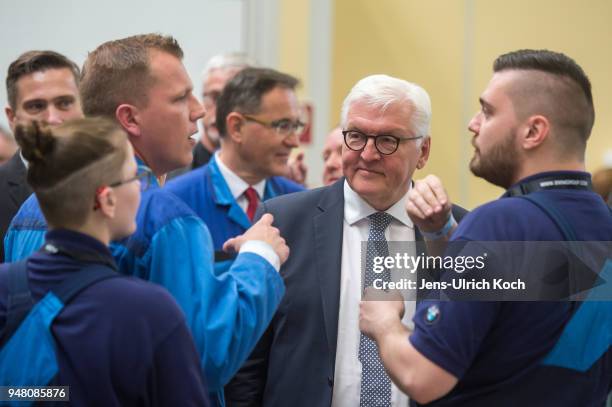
left=331, top=180, right=416, bottom=407
left=215, top=152, right=266, bottom=212
left=214, top=152, right=279, bottom=271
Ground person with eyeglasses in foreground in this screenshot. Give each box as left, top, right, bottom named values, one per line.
left=224, top=74, right=468, bottom=407
left=167, top=67, right=305, bottom=275
left=0, top=118, right=210, bottom=406
left=4, top=35, right=289, bottom=407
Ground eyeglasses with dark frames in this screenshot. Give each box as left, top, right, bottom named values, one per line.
left=243, top=114, right=305, bottom=136
left=109, top=166, right=154, bottom=191
left=342, top=129, right=423, bottom=155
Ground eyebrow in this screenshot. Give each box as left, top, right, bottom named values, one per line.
left=346, top=127, right=407, bottom=137
left=23, top=98, right=46, bottom=104
left=53, top=95, right=76, bottom=100
left=22, top=98, right=48, bottom=108
left=23, top=94, right=75, bottom=105
left=268, top=116, right=301, bottom=124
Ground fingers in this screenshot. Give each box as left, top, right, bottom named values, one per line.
left=408, top=187, right=437, bottom=218
left=413, top=175, right=447, bottom=214
left=359, top=288, right=405, bottom=339
left=363, top=286, right=404, bottom=302
left=223, top=236, right=239, bottom=253
left=254, top=213, right=274, bottom=227
left=406, top=175, right=453, bottom=232
left=277, top=240, right=290, bottom=265
left=426, top=175, right=449, bottom=209
left=271, top=233, right=289, bottom=264
left=242, top=213, right=290, bottom=265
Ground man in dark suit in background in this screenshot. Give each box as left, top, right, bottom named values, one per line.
left=0, top=50, right=82, bottom=262
left=226, top=74, right=467, bottom=406
left=0, top=126, right=17, bottom=165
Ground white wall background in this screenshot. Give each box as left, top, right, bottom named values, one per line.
left=0, top=0, right=246, bottom=130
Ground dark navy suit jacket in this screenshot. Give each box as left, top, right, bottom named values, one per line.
left=0, top=152, right=31, bottom=262
left=225, top=179, right=468, bottom=407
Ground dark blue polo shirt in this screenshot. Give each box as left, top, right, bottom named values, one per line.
left=410, top=171, right=612, bottom=406
left=0, top=229, right=209, bottom=406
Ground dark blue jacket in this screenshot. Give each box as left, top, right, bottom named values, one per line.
left=3, top=159, right=286, bottom=406
left=0, top=229, right=209, bottom=406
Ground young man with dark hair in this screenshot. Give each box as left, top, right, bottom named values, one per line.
left=0, top=50, right=83, bottom=262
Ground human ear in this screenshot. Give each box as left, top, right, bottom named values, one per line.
left=116, top=104, right=141, bottom=137
left=226, top=112, right=244, bottom=144
left=522, top=115, right=550, bottom=150
left=416, top=137, right=431, bottom=170
left=96, top=187, right=117, bottom=219
left=5, top=106, right=16, bottom=131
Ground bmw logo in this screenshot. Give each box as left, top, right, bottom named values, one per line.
left=425, top=305, right=440, bottom=324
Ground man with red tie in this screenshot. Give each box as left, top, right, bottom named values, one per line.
left=166, top=67, right=305, bottom=274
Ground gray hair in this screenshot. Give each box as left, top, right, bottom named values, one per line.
left=201, top=52, right=257, bottom=83
left=340, top=74, right=432, bottom=140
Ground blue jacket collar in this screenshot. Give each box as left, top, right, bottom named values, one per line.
left=209, top=156, right=252, bottom=229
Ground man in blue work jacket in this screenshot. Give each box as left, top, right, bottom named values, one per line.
left=4, top=34, right=289, bottom=407
left=167, top=67, right=304, bottom=274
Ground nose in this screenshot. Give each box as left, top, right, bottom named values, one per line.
left=190, top=94, right=206, bottom=122
left=360, top=137, right=381, bottom=162
left=468, top=111, right=481, bottom=134
left=45, top=106, right=63, bottom=125
left=284, top=130, right=299, bottom=148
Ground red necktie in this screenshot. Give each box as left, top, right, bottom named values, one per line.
left=244, top=187, right=259, bottom=222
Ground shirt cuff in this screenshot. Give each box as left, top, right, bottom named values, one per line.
left=239, top=240, right=280, bottom=272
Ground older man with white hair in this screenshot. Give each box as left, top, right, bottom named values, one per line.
left=225, top=74, right=467, bottom=407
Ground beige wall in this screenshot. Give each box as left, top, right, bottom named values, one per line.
left=279, top=0, right=612, bottom=207
left=279, top=0, right=310, bottom=88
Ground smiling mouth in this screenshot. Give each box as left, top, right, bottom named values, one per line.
left=357, top=168, right=383, bottom=176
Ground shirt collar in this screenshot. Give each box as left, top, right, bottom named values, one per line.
left=215, top=152, right=266, bottom=199
left=343, top=179, right=413, bottom=228
left=19, top=150, right=28, bottom=169
left=135, top=156, right=160, bottom=188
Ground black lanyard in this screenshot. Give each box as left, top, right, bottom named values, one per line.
left=505, top=173, right=592, bottom=197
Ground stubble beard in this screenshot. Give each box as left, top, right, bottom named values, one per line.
left=469, top=129, right=520, bottom=189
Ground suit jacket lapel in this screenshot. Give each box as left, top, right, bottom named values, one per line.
left=6, top=153, right=31, bottom=208
left=313, top=179, right=344, bottom=371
